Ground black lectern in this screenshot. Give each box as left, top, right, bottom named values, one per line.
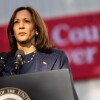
left=0, top=69, right=74, bottom=100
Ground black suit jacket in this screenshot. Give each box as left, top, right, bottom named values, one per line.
left=5, top=49, right=79, bottom=100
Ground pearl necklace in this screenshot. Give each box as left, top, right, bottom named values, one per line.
left=23, top=51, right=36, bottom=64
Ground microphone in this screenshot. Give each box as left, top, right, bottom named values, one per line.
left=12, top=50, right=24, bottom=74
left=0, top=52, right=8, bottom=76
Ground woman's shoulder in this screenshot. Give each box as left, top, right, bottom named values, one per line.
left=52, top=49, right=68, bottom=58
left=37, top=49, right=66, bottom=57
left=52, top=49, right=65, bottom=53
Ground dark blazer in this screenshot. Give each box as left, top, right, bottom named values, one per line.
left=4, top=49, right=79, bottom=100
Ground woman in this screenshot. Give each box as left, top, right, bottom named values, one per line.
left=5, top=6, right=78, bottom=100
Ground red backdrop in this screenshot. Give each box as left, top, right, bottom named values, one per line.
left=45, top=12, right=100, bottom=80
left=0, top=12, right=100, bottom=80
left=0, top=25, right=9, bottom=52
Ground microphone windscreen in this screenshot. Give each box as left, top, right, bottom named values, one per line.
left=0, top=52, right=8, bottom=59
left=15, top=50, right=25, bottom=58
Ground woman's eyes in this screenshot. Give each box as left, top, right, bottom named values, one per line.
left=14, top=20, right=19, bottom=24
left=24, top=19, right=30, bottom=23
left=14, top=19, right=30, bottom=24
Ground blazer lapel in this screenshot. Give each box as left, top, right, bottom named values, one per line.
left=35, top=51, right=58, bottom=71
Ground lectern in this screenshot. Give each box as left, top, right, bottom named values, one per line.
left=0, top=69, right=74, bottom=100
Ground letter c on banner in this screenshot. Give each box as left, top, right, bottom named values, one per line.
left=51, top=23, right=69, bottom=46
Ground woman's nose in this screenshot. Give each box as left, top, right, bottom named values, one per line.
left=19, top=22, right=24, bottom=29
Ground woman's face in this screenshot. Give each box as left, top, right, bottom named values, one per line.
left=13, top=9, right=35, bottom=44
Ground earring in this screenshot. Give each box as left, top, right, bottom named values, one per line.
left=36, top=31, right=38, bottom=35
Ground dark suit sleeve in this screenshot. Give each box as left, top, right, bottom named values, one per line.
left=58, top=51, right=79, bottom=100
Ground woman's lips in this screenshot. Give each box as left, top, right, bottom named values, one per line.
left=19, top=32, right=26, bottom=36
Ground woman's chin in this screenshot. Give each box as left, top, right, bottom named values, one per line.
left=18, top=40, right=30, bottom=44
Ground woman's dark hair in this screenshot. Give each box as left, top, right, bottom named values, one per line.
left=7, top=6, right=54, bottom=54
